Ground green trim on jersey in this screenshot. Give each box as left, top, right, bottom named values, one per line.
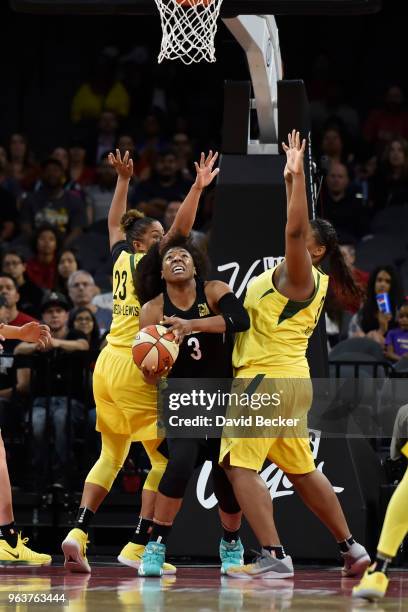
left=277, top=273, right=321, bottom=325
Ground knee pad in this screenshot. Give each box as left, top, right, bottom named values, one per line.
left=158, top=461, right=195, bottom=498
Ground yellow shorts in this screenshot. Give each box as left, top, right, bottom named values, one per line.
left=93, top=344, right=158, bottom=441
left=220, top=375, right=315, bottom=474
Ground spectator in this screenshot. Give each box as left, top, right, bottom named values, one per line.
left=94, top=111, right=119, bottom=164
left=0, top=273, right=37, bottom=327
left=371, top=138, right=408, bottom=209
left=50, top=147, right=84, bottom=198
left=68, top=141, right=96, bottom=187
left=163, top=200, right=207, bottom=250
left=0, top=185, right=18, bottom=243
left=15, top=291, right=89, bottom=490
left=172, top=132, right=195, bottom=181
left=349, top=266, right=403, bottom=346
left=68, top=270, right=112, bottom=335
left=86, top=153, right=117, bottom=223
left=328, top=242, right=368, bottom=315
left=69, top=306, right=101, bottom=355
left=7, top=133, right=39, bottom=192
left=339, top=242, right=370, bottom=291
left=137, top=113, right=167, bottom=166
left=318, top=162, right=369, bottom=240
left=319, top=125, right=354, bottom=173
left=385, top=302, right=408, bottom=362
left=20, top=158, right=87, bottom=246
left=0, top=146, right=21, bottom=200
left=26, top=225, right=60, bottom=290
left=55, top=249, right=80, bottom=299
left=71, top=47, right=130, bottom=124
left=363, top=84, right=408, bottom=152
left=130, top=149, right=192, bottom=219
left=2, top=250, right=44, bottom=319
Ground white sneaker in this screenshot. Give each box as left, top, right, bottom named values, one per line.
left=341, top=541, right=371, bottom=577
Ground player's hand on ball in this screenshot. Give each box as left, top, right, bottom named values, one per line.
left=193, top=150, right=219, bottom=190
left=282, top=130, right=306, bottom=176
left=161, top=315, right=192, bottom=344
left=108, top=149, right=134, bottom=180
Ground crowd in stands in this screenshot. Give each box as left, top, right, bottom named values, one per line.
left=1, top=46, right=408, bottom=492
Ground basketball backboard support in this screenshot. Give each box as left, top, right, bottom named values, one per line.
left=11, top=0, right=381, bottom=16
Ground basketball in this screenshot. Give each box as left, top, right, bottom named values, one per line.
left=132, top=324, right=179, bottom=374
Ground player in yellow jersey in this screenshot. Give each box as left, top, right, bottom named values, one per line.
left=353, top=420, right=408, bottom=600
left=62, top=148, right=219, bottom=573
left=0, top=321, right=52, bottom=565
left=222, top=131, right=370, bottom=579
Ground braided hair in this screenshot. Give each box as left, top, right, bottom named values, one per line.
left=310, top=218, right=361, bottom=300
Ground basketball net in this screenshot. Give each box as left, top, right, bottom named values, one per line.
left=154, top=0, right=224, bottom=64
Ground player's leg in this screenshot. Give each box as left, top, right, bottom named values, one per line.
left=62, top=429, right=131, bottom=572
left=272, top=436, right=370, bottom=576
left=0, top=431, right=51, bottom=565
left=138, top=438, right=201, bottom=576
left=220, top=437, right=293, bottom=579
left=211, top=460, right=244, bottom=574
left=118, top=438, right=176, bottom=574
left=353, top=445, right=408, bottom=601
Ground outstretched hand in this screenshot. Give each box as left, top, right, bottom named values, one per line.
left=19, top=322, right=51, bottom=349
left=282, top=130, right=306, bottom=178
left=193, top=150, right=219, bottom=190
left=108, top=149, right=134, bottom=180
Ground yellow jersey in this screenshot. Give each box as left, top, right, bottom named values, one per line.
left=233, top=264, right=328, bottom=377
left=106, top=246, right=144, bottom=349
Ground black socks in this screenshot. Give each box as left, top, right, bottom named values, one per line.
left=263, top=545, right=286, bottom=560
left=0, top=522, right=18, bottom=548
left=131, top=517, right=153, bottom=546
left=74, top=507, right=94, bottom=533
left=338, top=535, right=355, bottom=554
left=371, top=554, right=392, bottom=575
left=149, top=523, right=172, bottom=545
left=223, top=528, right=240, bottom=544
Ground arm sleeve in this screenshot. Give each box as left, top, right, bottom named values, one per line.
left=217, top=292, right=250, bottom=334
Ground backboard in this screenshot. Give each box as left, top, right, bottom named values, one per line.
left=10, top=0, right=382, bottom=16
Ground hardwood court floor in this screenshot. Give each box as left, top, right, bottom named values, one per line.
left=0, top=564, right=407, bottom=610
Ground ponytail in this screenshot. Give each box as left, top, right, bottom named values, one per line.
left=310, top=218, right=362, bottom=300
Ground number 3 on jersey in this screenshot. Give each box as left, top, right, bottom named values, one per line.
left=187, top=336, right=202, bottom=361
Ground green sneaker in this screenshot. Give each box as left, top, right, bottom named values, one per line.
left=138, top=542, right=166, bottom=577
left=219, top=538, right=244, bottom=575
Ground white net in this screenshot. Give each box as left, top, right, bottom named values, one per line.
left=154, top=0, right=224, bottom=65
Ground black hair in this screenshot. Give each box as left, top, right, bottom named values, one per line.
left=310, top=218, right=361, bottom=300
left=120, top=209, right=159, bottom=253
left=1, top=249, right=27, bottom=266
left=41, top=157, right=64, bottom=171
left=55, top=248, right=82, bottom=295
left=360, top=265, right=403, bottom=333
left=69, top=306, right=101, bottom=352
left=0, top=272, right=18, bottom=290
left=32, top=223, right=62, bottom=256
left=135, top=235, right=209, bottom=306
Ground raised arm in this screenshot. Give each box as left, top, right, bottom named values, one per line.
left=107, top=149, right=134, bottom=250
left=276, top=130, right=314, bottom=301
left=161, top=151, right=219, bottom=251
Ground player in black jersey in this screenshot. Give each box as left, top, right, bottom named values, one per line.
left=134, top=238, right=249, bottom=576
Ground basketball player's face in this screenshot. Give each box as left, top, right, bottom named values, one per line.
left=375, top=270, right=392, bottom=294
left=162, top=248, right=195, bottom=283
left=136, top=222, right=164, bottom=252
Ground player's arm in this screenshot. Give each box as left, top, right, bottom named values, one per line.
left=276, top=130, right=314, bottom=301
left=161, top=151, right=219, bottom=250
left=162, top=281, right=250, bottom=343
left=0, top=322, right=51, bottom=348
left=107, top=149, right=134, bottom=250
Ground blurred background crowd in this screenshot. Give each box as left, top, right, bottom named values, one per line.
left=0, top=3, right=407, bottom=494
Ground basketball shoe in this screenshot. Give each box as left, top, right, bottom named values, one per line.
left=352, top=565, right=389, bottom=600
left=226, top=549, right=294, bottom=579
left=118, top=542, right=176, bottom=574
left=0, top=533, right=51, bottom=566
left=219, top=538, right=244, bottom=574
left=138, top=542, right=166, bottom=577
left=340, top=541, right=371, bottom=577
left=62, top=528, right=91, bottom=573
